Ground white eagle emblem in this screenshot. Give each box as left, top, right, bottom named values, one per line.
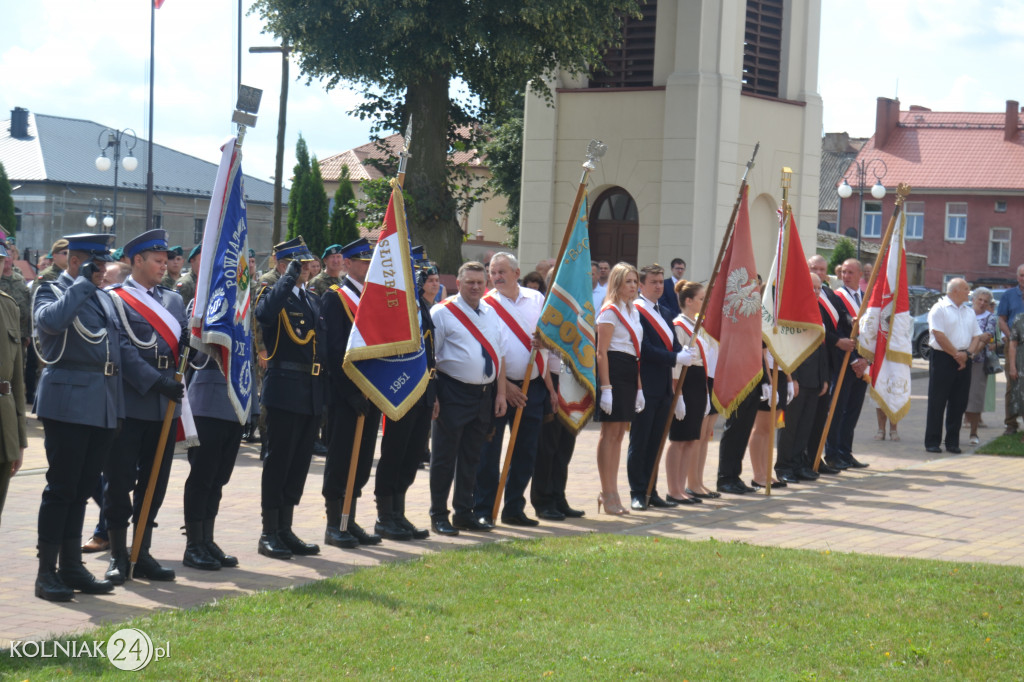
left=723, top=267, right=761, bottom=323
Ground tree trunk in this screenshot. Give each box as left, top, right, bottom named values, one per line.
left=403, top=72, right=463, bottom=275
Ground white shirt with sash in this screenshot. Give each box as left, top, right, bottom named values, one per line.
left=483, top=285, right=545, bottom=382
left=835, top=286, right=862, bottom=317
left=671, top=314, right=718, bottom=379
left=596, top=300, right=642, bottom=357
left=431, top=293, right=506, bottom=385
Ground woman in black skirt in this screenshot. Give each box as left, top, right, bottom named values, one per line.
left=595, top=263, right=643, bottom=515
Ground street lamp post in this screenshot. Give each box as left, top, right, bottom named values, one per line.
left=85, top=197, right=115, bottom=231
left=95, top=128, right=138, bottom=234
left=249, top=43, right=290, bottom=244
left=837, top=158, right=887, bottom=261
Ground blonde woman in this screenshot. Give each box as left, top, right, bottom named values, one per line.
left=595, top=263, right=643, bottom=515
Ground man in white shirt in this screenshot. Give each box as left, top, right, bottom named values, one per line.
left=429, top=262, right=508, bottom=535
left=591, top=260, right=607, bottom=314
left=474, top=253, right=552, bottom=527
left=925, top=278, right=983, bottom=454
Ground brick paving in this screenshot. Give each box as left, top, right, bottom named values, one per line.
left=2, top=361, right=1022, bottom=646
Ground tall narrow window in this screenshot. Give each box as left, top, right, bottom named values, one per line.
left=742, top=0, right=784, bottom=97
left=862, top=201, right=882, bottom=238
left=945, top=202, right=967, bottom=241
left=990, top=227, right=1011, bottom=266
left=194, top=218, right=204, bottom=244
left=588, top=2, right=657, bottom=88
left=904, top=201, right=924, bottom=240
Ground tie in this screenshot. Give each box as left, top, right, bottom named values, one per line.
left=472, top=307, right=493, bottom=377
left=148, top=288, right=162, bottom=305
left=654, top=301, right=661, bottom=315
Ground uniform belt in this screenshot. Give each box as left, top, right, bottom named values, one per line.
left=438, top=371, right=493, bottom=392
left=144, top=354, right=173, bottom=370
left=0, top=381, right=10, bottom=396
left=270, top=360, right=322, bottom=376
left=55, top=361, right=119, bottom=376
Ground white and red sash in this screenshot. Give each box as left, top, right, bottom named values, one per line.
left=835, top=288, right=860, bottom=318
left=599, top=302, right=641, bottom=358
left=634, top=298, right=674, bottom=351
left=440, top=297, right=500, bottom=380
left=818, top=291, right=840, bottom=328
left=332, top=281, right=361, bottom=322
left=483, top=290, right=544, bottom=378
left=673, top=317, right=709, bottom=368
left=112, top=284, right=182, bottom=362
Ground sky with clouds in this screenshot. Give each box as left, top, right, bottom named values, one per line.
left=2, top=0, right=1022, bottom=186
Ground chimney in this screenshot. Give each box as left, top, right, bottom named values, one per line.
left=9, top=107, right=29, bottom=138
left=874, top=97, right=900, bottom=150
left=1005, top=100, right=1019, bottom=141
left=822, top=132, right=851, bottom=153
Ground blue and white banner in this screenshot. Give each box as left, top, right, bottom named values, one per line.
left=190, top=136, right=253, bottom=424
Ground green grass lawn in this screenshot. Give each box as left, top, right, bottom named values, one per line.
left=975, top=433, right=1024, bottom=456
left=3, top=535, right=1023, bottom=680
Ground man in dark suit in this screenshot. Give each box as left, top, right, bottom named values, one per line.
left=103, top=230, right=189, bottom=584
left=804, top=255, right=846, bottom=475
left=320, top=238, right=384, bottom=548
left=254, top=237, right=326, bottom=560
left=657, top=258, right=686, bottom=320
left=629, top=264, right=697, bottom=509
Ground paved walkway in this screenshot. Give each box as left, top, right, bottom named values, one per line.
left=2, top=361, right=1022, bottom=646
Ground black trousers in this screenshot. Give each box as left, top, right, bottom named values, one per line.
left=376, top=395, right=432, bottom=498
left=804, top=390, right=831, bottom=469
left=430, top=374, right=493, bottom=519
left=104, top=418, right=175, bottom=531
left=776, top=383, right=819, bottom=475
left=37, top=419, right=115, bottom=545
left=925, top=352, right=972, bottom=449
left=184, top=416, right=244, bottom=522
left=322, top=398, right=381, bottom=501
left=626, top=388, right=672, bottom=497
left=825, top=365, right=868, bottom=462
left=717, top=389, right=760, bottom=483
left=531, top=409, right=578, bottom=511
left=262, top=408, right=317, bottom=510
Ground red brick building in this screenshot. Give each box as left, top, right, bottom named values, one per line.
left=836, top=97, right=1024, bottom=291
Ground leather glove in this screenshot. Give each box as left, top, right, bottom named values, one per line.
left=676, top=347, right=700, bottom=367
left=787, top=381, right=795, bottom=403
left=80, top=260, right=102, bottom=284
left=600, top=388, right=613, bottom=415
left=346, top=391, right=369, bottom=416
left=179, top=327, right=193, bottom=354
left=424, top=377, right=438, bottom=406
left=705, top=394, right=711, bottom=416
left=674, top=395, right=686, bottom=421
left=635, top=389, right=645, bottom=413
left=155, top=375, right=185, bottom=402
left=286, top=258, right=302, bottom=279
left=760, top=383, right=771, bottom=402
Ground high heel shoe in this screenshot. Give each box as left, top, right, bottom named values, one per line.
left=889, top=429, right=900, bottom=442
left=597, top=492, right=629, bottom=515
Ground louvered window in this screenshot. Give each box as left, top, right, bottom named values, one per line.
left=743, top=0, right=783, bottom=97
left=589, top=2, right=657, bottom=88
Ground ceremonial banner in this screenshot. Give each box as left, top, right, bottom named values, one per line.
left=704, top=187, right=763, bottom=418
left=343, top=181, right=428, bottom=420
left=761, top=210, right=824, bottom=373
left=190, top=136, right=253, bottom=424
left=537, top=193, right=596, bottom=433
left=858, top=208, right=912, bottom=422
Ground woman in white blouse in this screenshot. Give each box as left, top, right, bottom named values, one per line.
left=595, top=263, right=643, bottom=515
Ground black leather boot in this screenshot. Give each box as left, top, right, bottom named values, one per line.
left=133, top=526, right=176, bottom=581
left=105, top=527, right=129, bottom=585
left=183, top=522, right=220, bottom=571
left=374, top=495, right=413, bottom=541
left=278, top=506, right=320, bottom=555
left=347, top=498, right=382, bottom=546
left=203, top=518, right=238, bottom=567
left=324, top=498, right=359, bottom=549
left=394, top=492, right=429, bottom=540
left=258, top=509, right=293, bottom=560
left=35, top=543, right=74, bottom=602
left=59, top=537, right=114, bottom=594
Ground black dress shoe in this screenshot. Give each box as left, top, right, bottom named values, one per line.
left=452, top=515, right=491, bottom=532
left=665, top=494, right=700, bottom=505
left=278, top=529, right=321, bottom=555
left=847, top=456, right=869, bottom=468
left=556, top=499, right=586, bottom=518
left=536, top=507, right=566, bottom=521
left=648, top=493, right=678, bottom=508
left=717, top=481, right=750, bottom=495
left=686, top=488, right=721, bottom=499
left=825, top=457, right=850, bottom=470
left=946, top=446, right=962, bottom=454
left=476, top=515, right=496, bottom=530
left=501, top=512, right=540, bottom=527
left=796, top=468, right=820, bottom=481
left=749, top=480, right=765, bottom=490
left=925, top=446, right=942, bottom=453
left=431, top=518, right=459, bottom=536
left=817, top=462, right=841, bottom=475
left=630, top=495, right=648, bottom=511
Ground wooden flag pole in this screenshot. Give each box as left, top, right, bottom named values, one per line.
left=812, top=183, right=910, bottom=471
left=340, top=119, right=414, bottom=530
left=645, top=143, right=760, bottom=506
left=766, top=167, right=794, bottom=496
left=492, top=140, right=607, bottom=523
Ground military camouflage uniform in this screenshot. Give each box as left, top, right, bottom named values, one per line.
left=308, top=272, right=342, bottom=297
left=175, top=270, right=196, bottom=305
left=0, top=269, right=31, bottom=341
left=160, top=272, right=180, bottom=290
left=30, top=264, right=63, bottom=296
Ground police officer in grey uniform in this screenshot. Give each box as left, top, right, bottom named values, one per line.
left=32, top=233, right=138, bottom=601
left=104, top=230, right=187, bottom=584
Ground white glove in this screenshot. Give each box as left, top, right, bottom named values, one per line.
left=674, top=395, right=686, bottom=421
left=600, top=388, right=613, bottom=415
left=705, top=394, right=711, bottom=416
left=676, top=347, right=700, bottom=367
left=760, top=383, right=771, bottom=402
left=787, top=381, right=795, bottom=403
left=635, top=389, right=646, bottom=413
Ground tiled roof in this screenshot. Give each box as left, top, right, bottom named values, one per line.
left=319, top=128, right=485, bottom=183
left=819, top=149, right=859, bottom=211
left=846, top=110, right=1024, bottom=192
left=0, top=111, right=284, bottom=204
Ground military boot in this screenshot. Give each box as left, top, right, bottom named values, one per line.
left=374, top=495, right=413, bottom=541
left=59, top=537, right=114, bottom=594
left=278, top=506, right=320, bottom=555
left=347, top=498, right=382, bottom=546
left=133, top=526, right=176, bottom=581
left=35, top=543, right=74, bottom=602
left=394, top=491, right=430, bottom=540
left=324, top=498, right=359, bottom=549
left=183, top=521, right=220, bottom=571
left=203, top=517, right=238, bottom=567
left=257, top=509, right=292, bottom=560
left=105, top=527, right=129, bottom=585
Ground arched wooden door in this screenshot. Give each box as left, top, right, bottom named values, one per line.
left=589, top=187, right=639, bottom=266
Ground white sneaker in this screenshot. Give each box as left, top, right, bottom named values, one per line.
left=969, top=435, right=980, bottom=445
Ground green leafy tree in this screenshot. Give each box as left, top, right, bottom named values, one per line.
left=482, top=106, right=524, bottom=248
left=286, top=134, right=312, bottom=240
left=828, top=237, right=858, bottom=274
left=0, top=162, right=16, bottom=237
left=254, top=0, right=642, bottom=273
left=328, top=165, right=360, bottom=247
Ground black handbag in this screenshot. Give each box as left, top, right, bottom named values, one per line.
left=983, top=350, right=1003, bottom=375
